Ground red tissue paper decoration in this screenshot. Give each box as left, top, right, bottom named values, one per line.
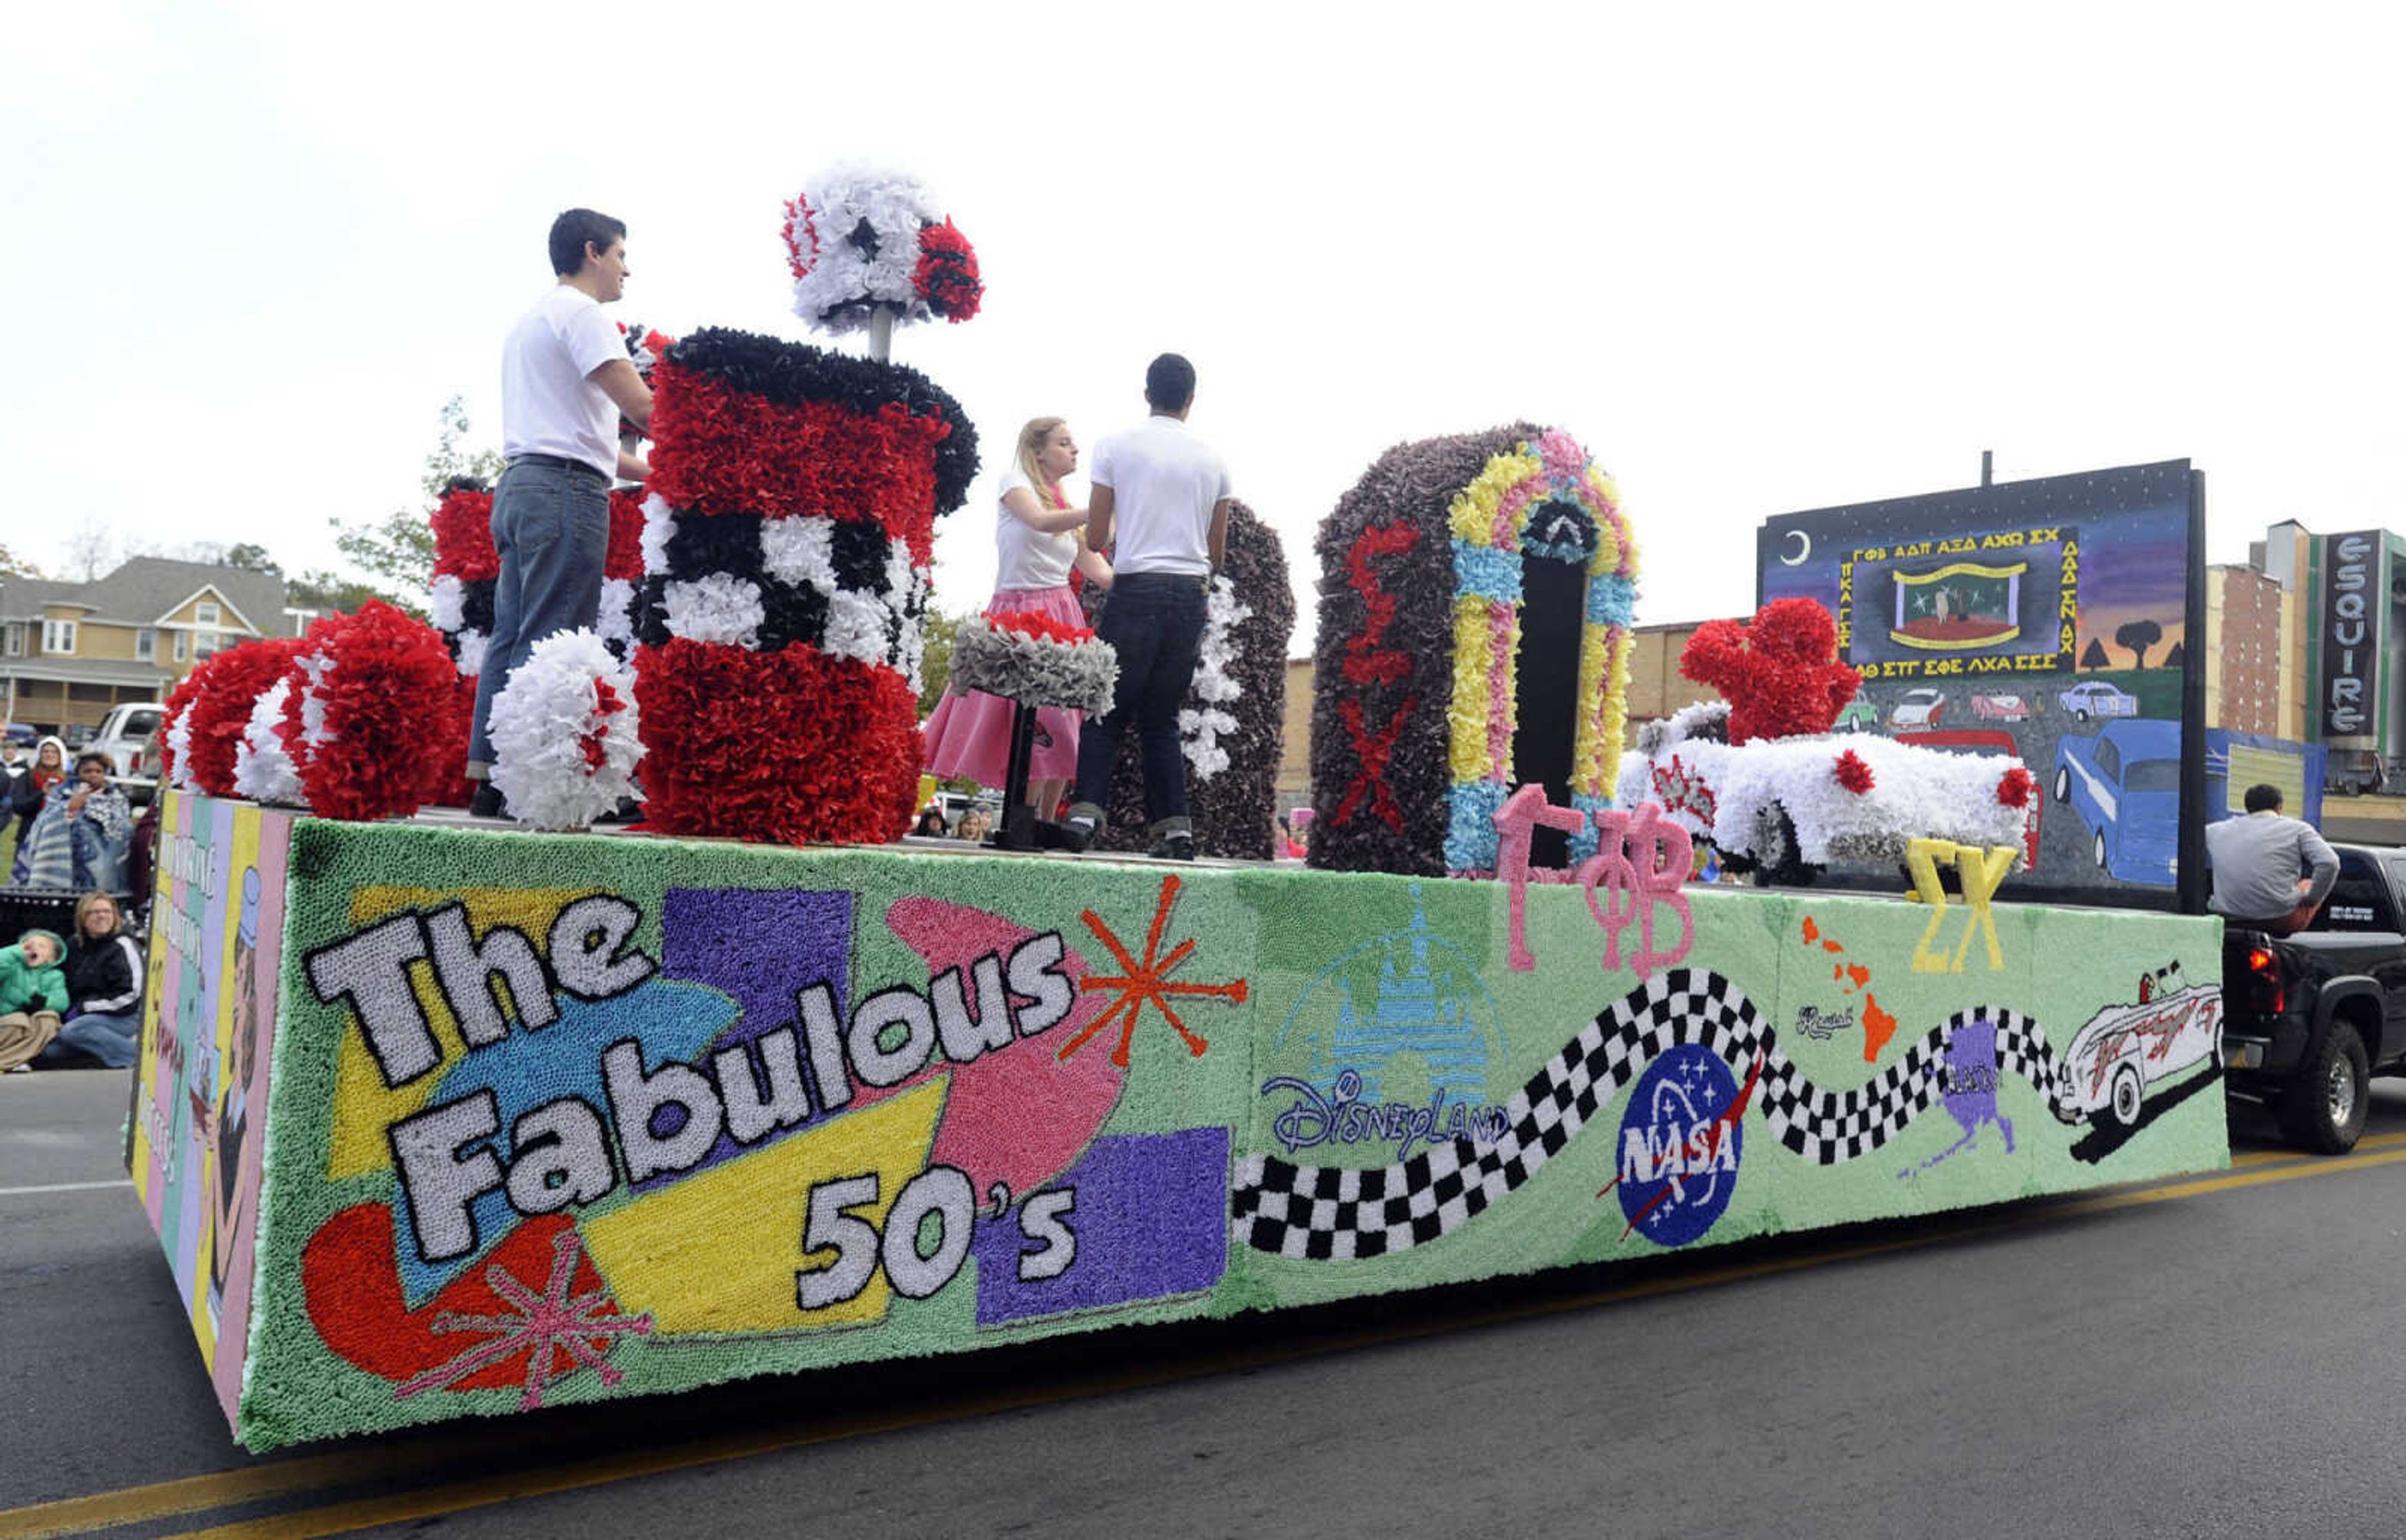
left=1833, top=749, right=1877, bottom=795
left=1679, top=598, right=1863, bottom=746
left=912, top=218, right=983, bottom=322
left=283, top=602, right=461, bottom=823
left=987, top=610, right=1095, bottom=647
left=629, top=328, right=974, bottom=846
left=428, top=484, right=499, bottom=585
left=1996, top=765, right=2037, bottom=808
left=163, top=638, right=308, bottom=796
left=633, top=638, right=920, bottom=845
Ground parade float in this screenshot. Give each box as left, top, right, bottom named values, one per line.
left=123, top=185, right=2227, bottom=1450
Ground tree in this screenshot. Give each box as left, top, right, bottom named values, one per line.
left=223, top=543, right=283, bottom=575
left=286, top=568, right=388, bottom=615
left=421, top=395, right=506, bottom=501
left=2080, top=637, right=2110, bottom=670
left=320, top=397, right=499, bottom=620
left=66, top=518, right=116, bottom=581
left=0, top=544, right=40, bottom=579
left=2163, top=640, right=2185, bottom=671
left=916, top=607, right=964, bottom=716
left=2115, top=617, right=2164, bottom=670
left=331, top=512, right=435, bottom=618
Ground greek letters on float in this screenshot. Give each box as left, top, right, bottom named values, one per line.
left=302, top=897, right=1076, bottom=1267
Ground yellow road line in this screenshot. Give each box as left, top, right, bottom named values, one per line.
left=12, top=1138, right=2406, bottom=1540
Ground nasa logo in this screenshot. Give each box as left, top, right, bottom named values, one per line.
left=1614, top=1043, right=1743, bottom=1247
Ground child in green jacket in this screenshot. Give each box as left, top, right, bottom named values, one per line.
left=0, top=928, right=70, bottom=1070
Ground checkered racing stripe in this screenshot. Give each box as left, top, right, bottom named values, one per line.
left=1231, top=967, right=2073, bottom=1261
left=632, top=499, right=930, bottom=689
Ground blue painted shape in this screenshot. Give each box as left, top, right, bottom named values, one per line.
left=1586, top=573, right=1637, bottom=627
left=1445, top=780, right=1508, bottom=872
left=1450, top=539, right=1521, bottom=603
left=1614, top=1042, right=1742, bottom=1247
left=1570, top=791, right=1614, bottom=863
left=398, top=977, right=741, bottom=1304
left=2052, top=717, right=2181, bottom=888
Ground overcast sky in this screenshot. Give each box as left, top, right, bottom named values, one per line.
left=9, top=3, right=2400, bottom=653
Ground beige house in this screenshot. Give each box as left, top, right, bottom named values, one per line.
left=0, top=558, right=298, bottom=741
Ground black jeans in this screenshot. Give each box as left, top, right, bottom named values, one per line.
left=1074, top=571, right=1209, bottom=827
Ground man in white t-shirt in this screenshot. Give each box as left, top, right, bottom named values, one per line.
left=1060, top=353, right=1231, bottom=860
left=467, top=208, right=657, bottom=817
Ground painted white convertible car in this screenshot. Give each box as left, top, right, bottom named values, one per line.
left=1619, top=701, right=2034, bottom=885
left=2054, top=976, right=2222, bottom=1128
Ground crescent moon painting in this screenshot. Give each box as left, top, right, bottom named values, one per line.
left=1779, top=529, right=1811, bottom=566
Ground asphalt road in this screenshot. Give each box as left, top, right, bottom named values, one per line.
left=6, top=1069, right=2406, bottom=1539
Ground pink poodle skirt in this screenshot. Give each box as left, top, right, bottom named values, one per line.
left=923, top=584, right=1087, bottom=789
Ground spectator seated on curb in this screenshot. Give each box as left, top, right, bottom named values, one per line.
left=0, top=927, right=69, bottom=1071
left=32, top=892, right=144, bottom=1070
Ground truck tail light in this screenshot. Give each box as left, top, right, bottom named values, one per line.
left=2245, top=946, right=2283, bottom=1016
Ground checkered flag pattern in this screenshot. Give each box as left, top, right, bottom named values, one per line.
left=1233, top=969, right=2075, bottom=1260
left=633, top=499, right=930, bottom=693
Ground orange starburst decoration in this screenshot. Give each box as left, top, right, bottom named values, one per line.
left=1058, top=873, right=1249, bottom=1068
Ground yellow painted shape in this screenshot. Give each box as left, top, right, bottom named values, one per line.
left=1905, top=838, right=1954, bottom=972
left=580, top=1079, right=949, bottom=1336
left=1949, top=843, right=2019, bottom=972
left=325, top=888, right=586, bottom=1180
left=1905, top=841, right=2018, bottom=973
left=1447, top=596, right=1494, bottom=781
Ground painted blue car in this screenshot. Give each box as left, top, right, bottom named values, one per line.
left=2053, top=718, right=2181, bottom=887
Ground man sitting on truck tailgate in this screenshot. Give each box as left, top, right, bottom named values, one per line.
left=2206, top=783, right=2339, bottom=935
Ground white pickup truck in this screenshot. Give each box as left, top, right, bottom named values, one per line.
left=85, top=701, right=167, bottom=804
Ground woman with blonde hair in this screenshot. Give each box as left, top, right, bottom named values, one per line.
left=924, top=416, right=1112, bottom=818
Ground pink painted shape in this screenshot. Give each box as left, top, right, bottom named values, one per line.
left=1534, top=428, right=1588, bottom=481
left=1484, top=602, right=1516, bottom=779
left=864, top=896, right=1125, bottom=1204
left=1493, top=784, right=1589, bottom=972
left=1489, top=472, right=1546, bottom=548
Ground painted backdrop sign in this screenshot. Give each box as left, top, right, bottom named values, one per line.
left=1759, top=460, right=2204, bottom=900
left=154, top=794, right=2226, bottom=1448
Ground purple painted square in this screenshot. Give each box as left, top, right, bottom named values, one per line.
left=635, top=887, right=853, bottom=1192
left=973, top=1128, right=1230, bottom=1326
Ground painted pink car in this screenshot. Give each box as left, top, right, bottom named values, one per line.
left=1971, top=691, right=2032, bottom=722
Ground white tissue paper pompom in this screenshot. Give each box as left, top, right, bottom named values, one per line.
left=487, top=630, right=643, bottom=830
left=640, top=494, right=677, bottom=576
left=822, top=589, right=892, bottom=666
left=429, top=575, right=466, bottom=635
left=597, top=578, right=637, bottom=653
left=456, top=630, right=489, bottom=678
left=232, top=678, right=306, bottom=806
left=787, top=163, right=949, bottom=333
left=759, top=514, right=837, bottom=591
left=164, top=704, right=200, bottom=793
left=1178, top=576, right=1251, bottom=781
left=660, top=574, right=765, bottom=648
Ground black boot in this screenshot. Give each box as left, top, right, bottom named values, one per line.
left=469, top=782, right=507, bottom=819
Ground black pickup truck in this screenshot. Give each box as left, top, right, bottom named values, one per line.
left=2222, top=842, right=2406, bottom=1153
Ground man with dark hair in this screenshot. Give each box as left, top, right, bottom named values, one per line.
left=2205, top=783, right=2338, bottom=935
left=468, top=209, right=656, bottom=816
left=1060, top=352, right=1231, bottom=860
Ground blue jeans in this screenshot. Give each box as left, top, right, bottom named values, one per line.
left=1074, top=572, right=1209, bottom=828
left=36, top=1009, right=139, bottom=1069
left=467, top=457, right=611, bottom=770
